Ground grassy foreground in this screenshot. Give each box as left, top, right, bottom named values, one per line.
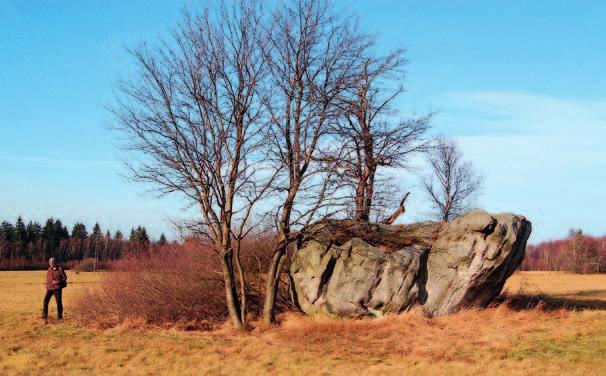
left=1, top=271, right=605, bottom=375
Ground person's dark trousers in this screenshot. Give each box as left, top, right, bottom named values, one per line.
left=42, top=289, right=63, bottom=319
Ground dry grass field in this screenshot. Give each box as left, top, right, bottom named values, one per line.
left=1, top=271, right=605, bottom=375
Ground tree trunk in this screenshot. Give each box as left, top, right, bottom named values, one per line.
left=262, top=239, right=288, bottom=325
left=220, top=250, right=244, bottom=330
left=363, top=169, right=375, bottom=219
left=234, top=240, right=247, bottom=326
left=264, top=184, right=298, bottom=324
left=353, top=156, right=376, bottom=223
left=353, top=177, right=368, bottom=221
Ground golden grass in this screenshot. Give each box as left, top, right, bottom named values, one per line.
left=1, top=271, right=605, bottom=375
left=505, top=271, right=606, bottom=300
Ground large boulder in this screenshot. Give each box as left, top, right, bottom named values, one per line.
left=289, top=210, right=531, bottom=318
left=420, top=210, right=532, bottom=316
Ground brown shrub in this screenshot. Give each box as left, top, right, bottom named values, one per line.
left=74, top=234, right=293, bottom=329
left=75, top=242, right=229, bottom=329
left=237, top=233, right=295, bottom=313
left=73, top=258, right=107, bottom=272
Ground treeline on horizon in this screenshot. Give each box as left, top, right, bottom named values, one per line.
left=0, top=216, right=167, bottom=270
left=520, top=229, right=606, bottom=274
left=2, top=215, right=605, bottom=274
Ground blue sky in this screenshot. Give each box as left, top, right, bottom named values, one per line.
left=1, top=1, right=605, bottom=242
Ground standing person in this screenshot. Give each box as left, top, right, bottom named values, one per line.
left=42, top=257, right=67, bottom=320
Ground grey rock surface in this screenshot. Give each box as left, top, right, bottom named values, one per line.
left=290, top=238, right=423, bottom=317
left=289, top=210, right=531, bottom=318
left=420, top=210, right=532, bottom=316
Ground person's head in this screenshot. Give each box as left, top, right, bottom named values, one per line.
left=49, top=257, right=56, bottom=268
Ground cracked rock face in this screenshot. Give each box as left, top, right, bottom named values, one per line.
left=290, top=238, right=424, bottom=318
left=289, top=210, right=531, bottom=318
left=420, top=210, right=532, bottom=316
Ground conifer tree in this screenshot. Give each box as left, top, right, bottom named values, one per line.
left=91, top=223, right=102, bottom=239
left=15, top=217, right=26, bottom=244
left=114, top=230, right=123, bottom=240
left=158, top=233, right=167, bottom=246
left=1, top=221, right=16, bottom=242
left=129, top=226, right=149, bottom=243
left=71, top=222, right=88, bottom=239
left=26, top=221, right=42, bottom=243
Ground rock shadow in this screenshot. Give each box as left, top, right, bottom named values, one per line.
left=496, top=291, right=606, bottom=311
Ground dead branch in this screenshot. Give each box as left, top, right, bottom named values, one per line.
left=380, top=192, right=410, bottom=225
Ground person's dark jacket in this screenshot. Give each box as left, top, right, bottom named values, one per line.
left=46, top=266, right=67, bottom=291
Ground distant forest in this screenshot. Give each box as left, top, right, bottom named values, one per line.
left=521, top=230, right=606, bottom=274
left=1, top=216, right=605, bottom=273
left=0, top=216, right=166, bottom=270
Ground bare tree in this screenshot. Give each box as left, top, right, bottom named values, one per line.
left=110, top=1, right=268, bottom=330
left=330, top=47, right=431, bottom=223
left=261, top=0, right=362, bottom=324
left=421, top=137, right=483, bottom=222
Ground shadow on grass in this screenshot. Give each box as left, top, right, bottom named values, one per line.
left=496, top=290, right=606, bottom=311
